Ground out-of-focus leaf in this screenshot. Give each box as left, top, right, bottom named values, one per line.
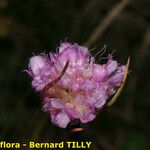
left=0, top=0, right=8, bottom=10
left=121, top=133, right=149, bottom=150
left=0, top=17, right=13, bottom=37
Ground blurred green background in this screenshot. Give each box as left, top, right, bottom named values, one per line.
left=0, top=0, right=150, bottom=149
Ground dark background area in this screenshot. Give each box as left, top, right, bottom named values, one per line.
left=0, top=0, right=150, bottom=149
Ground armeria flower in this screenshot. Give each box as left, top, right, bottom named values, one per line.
left=27, top=42, right=126, bottom=128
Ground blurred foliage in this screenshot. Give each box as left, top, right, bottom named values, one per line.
left=0, top=0, right=150, bottom=149
left=121, top=132, right=149, bottom=150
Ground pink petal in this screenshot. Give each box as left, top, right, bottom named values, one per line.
left=80, top=113, right=96, bottom=123
left=28, top=56, right=47, bottom=76
left=53, top=112, right=70, bottom=128
left=50, top=98, right=64, bottom=109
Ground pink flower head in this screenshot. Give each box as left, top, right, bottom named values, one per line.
left=27, top=42, right=126, bottom=128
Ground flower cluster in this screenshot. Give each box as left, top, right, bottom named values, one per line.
left=27, top=42, right=126, bottom=128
